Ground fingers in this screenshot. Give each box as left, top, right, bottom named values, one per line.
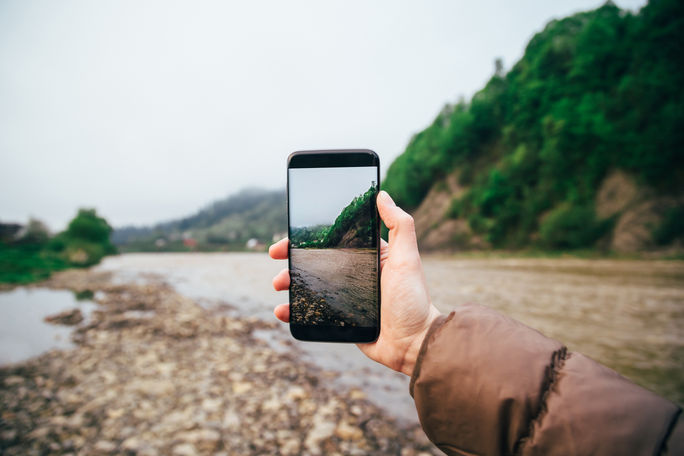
left=269, top=238, right=289, bottom=259
left=274, top=303, right=290, bottom=323
left=270, top=239, right=290, bottom=323
left=376, top=191, right=420, bottom=260
left=272, top=268, right=290, bottom=291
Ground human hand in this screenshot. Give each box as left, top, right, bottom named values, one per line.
left=269, top=190, right=441, bottom=376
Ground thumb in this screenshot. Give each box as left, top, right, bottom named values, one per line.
left=377, top=191, right=420, bottom=258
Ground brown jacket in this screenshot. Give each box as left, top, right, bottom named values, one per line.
left=411, top=303, right=683, bottom=455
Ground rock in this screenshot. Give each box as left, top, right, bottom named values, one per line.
left=335, top=421, right=363, bottom=441
left=27, top=426, right=51, bottom=439
left=280, top=437, right=301, bottom=455
left=1, top=429, right=17, bottom=441
left=222, top=410, right=240, bottom=428
left=177, top=428, right=220, bottom=443
left=172, top=442, right=198, bottom=456
left=231, top=381, right=252, bottom=394
left=3, top=376, right=24, bottom=386
left=121, top=436, right=143, bottom=452
left=44, top=308, right=83, bottom=326
left=200, top=398, right=222, bottom=413
left=349, top=388, right=366, bottom=400
left=128, top=379, right=175, bottom=396
left=93, top=440, right=117, bottom=452
left=285, top=386, right=307, bottom=401
left=304, top=419, right=336, bottom=453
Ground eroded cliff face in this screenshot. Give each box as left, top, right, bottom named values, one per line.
left=411, top=169, right=683, bottom=253
left=596, top=171, right=683, bottom=253
left=412, top=172, right=488, bottom=252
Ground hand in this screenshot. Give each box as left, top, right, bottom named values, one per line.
left=269, top=190, right=441, bottom=376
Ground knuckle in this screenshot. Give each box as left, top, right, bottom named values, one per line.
left=400, top=213, right=415, bottom=229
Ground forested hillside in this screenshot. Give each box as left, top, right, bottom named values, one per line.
left=291, top=185, right=378, bottom=249
left=113, top=189, right=286, bottom=251
left=383, top=0, right=683, bottom=251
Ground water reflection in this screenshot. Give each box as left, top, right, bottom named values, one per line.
left=0, top=288, right=95, bottom=365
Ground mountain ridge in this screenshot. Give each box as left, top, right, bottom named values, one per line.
left=113, top=188, right=287, bottom=251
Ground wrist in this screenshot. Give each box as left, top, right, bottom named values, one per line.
left=399, top=306, right=441, bottom=376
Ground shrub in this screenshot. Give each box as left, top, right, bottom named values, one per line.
left=539, top=204, right=609, bottom=249
left=653, top=206, right=684, bottom=245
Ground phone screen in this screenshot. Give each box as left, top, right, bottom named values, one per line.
left=287, top=151, right=380, bottom=342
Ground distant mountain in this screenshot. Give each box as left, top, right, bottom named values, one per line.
left=113, top=188, right=287, bottom=251
left=383, top=0, right=684, bottom=252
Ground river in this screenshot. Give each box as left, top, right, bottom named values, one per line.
left=290, top=248, right=378, bottom=326
left=95, top=253, right=684, bottom=422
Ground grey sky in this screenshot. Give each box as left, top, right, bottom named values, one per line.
left=0, top=0, right=647, bottom=230
left=289, top=167, right=377, bottom=227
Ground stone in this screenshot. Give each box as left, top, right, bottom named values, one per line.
left=172, top=442, right=198, bottom=456
left=349, top=388, right=366, bottom=400
left=177, top=428, right=220, bottom=443
left=231, top=381, right=252, bottom=394
left=285, top=386, right=307, bottom=401
left=200, top=398, right=222, bottom=413
left=121, top=436, right=143, bottom=451
left=93, top=440, right=117, bottom=452
left=222, top=410, right=240, bottom=429
left=304, top=420, right=336, bottom=453
left=44, top=308, right=83, bottom=326
left=4, top=376, right=24, bottom=386
left=335, top=421, right=364, bottom=441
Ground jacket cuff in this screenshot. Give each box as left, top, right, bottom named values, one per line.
left=409, top=313, right=450, bottom=397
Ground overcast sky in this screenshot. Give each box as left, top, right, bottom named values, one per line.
left=0, top=0, right=647, bottom=230
left=289, top=167, right=377, bottom=227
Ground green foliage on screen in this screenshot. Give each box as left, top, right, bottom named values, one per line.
left=291, top=185, right=378, bottom=249
left=383, top=0, right=684, bottom=248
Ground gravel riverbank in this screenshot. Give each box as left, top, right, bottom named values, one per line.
left=0, top=269, right=437, bottom=455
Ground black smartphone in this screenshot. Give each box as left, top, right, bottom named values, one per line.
left=287, top=149, right=381, bottom=343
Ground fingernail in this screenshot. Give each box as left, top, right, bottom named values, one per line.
left=379, top=190, right=396, bottom=207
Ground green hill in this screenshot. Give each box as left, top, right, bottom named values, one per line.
left=113, top=188, right=287, bottom=251
left=383, top=0, right=683, bottom=252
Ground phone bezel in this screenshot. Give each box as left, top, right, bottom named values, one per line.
left=287, top=149, right=381, bottom=343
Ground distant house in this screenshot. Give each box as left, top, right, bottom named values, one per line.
left=183, top=238, right=197, bottom=249
left=0, top=223, right=23, bottom=242
left=246, top=238, right=258, bottom=249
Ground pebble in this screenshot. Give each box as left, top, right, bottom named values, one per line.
left=0, top=269, right=439, bottom=455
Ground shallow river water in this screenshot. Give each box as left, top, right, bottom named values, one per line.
left=96, top=253, right=684, bottom=422
left=0, top=288, right=96, bottom=364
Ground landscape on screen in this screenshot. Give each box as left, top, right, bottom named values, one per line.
left=290, top=178, right=378, bottom=327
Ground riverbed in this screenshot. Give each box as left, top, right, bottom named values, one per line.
left=94, top=252, right=684, bottom=410
left=1, top=252, right=682, bottom=454
left=290, top=248, right=378, bottom=326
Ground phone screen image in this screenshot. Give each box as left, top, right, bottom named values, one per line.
left=288, top=152, right=380, bottom=342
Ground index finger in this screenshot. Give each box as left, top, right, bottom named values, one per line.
left=268, top=238, right=289, bottom=260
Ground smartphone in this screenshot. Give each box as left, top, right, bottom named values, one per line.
left=287, top=149, right=380, bottom=343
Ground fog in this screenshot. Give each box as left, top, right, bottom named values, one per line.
left=0, top=0, right=646, bottom=230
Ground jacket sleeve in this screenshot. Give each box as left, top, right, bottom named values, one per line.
left=410, top=303, right=682, bottom=456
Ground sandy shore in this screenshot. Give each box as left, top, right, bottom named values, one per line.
left=0, top=269, right=437, bottom=455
